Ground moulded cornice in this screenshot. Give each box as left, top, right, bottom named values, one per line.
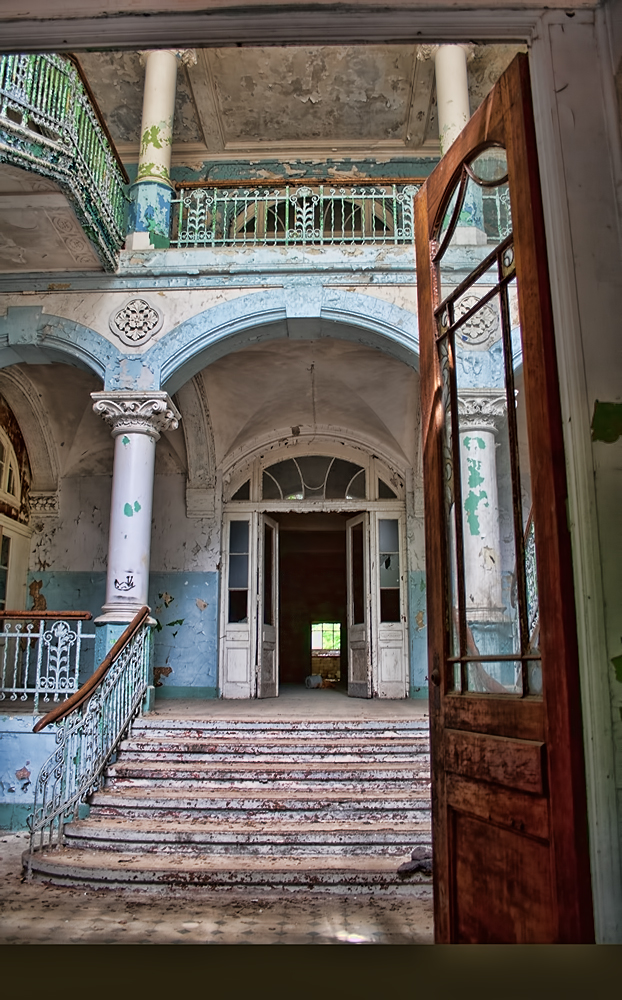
left=0, top=8, right=566, bottom=53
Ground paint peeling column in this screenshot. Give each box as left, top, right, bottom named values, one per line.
left=126, top=49, right=196, bottom=250
left=457, top=390, right=507, bottom=620
left=91, top=391, right=181, bottom=621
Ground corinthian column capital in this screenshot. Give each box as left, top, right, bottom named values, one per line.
left=91, top=391, right=181, bottom=440
left=139, top=49, right=197, bottom=68
left=458, top=389, right=507, bottom=434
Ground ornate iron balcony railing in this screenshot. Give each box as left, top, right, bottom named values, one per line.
left=0, top=53, right=128, bottom=270
left=171, top=182, right=419, bottom=249
left=0, top=611, right=95, bottom=713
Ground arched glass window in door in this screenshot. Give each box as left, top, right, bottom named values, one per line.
left=262, top=456, right=366, bottom=501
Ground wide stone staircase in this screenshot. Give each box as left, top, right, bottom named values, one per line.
left=25, top=717, right=432, bottom=892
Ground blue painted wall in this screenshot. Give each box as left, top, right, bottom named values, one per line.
left=0, top=715, right=59, bottom=830
left=149, top=571, right=219, bottom=699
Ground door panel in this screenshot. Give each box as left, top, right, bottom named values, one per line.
left=415, top=54, right=593, bottom=942
left=372, top=513, right=408, bottom=698
left=257, top=514, right=278, bottom=699
left=346, top=513, right=371, bottom=698
left=220, top=516, right=255, bottom=698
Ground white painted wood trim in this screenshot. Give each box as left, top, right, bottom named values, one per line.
left=530, top=14, right=622, bottom=943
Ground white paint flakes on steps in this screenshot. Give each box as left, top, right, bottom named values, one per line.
left=25, top=716, right=432, bottom=891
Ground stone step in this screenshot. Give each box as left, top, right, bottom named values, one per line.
left=63, top=817, right=431, bottom=855
left=107, top=760, right=429, bottom=782
left=120, top=736, right=429, bottom=752
left=132, top=720, right=429, bottom=734
left=117, top=749, right=429, bottom=764
left=105, top=779, right=430, bottom=797
left=88, top=788, right=430, bottom=823
left=24, top=848, right=433, bottom=892
left=24, top=714, right=432, bottom=891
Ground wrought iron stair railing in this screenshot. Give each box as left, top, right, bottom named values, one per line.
left=0, top=53, right=128, bottom=270
left=26, top=606, right=151, bottom=861
left=0, top=610, right=94, bottom=713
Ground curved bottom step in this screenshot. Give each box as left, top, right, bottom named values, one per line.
left=23, top=848, right=434, bottom=893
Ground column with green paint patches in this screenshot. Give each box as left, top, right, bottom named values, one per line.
left=126, top=49, right=196, bottom=250
left=458, top=391, right=507, bottom=621
left=91, top=391, right=181, bottom=623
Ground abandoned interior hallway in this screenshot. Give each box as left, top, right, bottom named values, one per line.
left=0, top=689, right=433, bottom=945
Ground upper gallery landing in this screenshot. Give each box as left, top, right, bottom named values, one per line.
left=0, top=44, right=524, bottom=275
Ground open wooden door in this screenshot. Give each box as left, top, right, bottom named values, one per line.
left=346, top=513, right=371, bottom=698
left=257, top=513, right=278, bottom=699
left=371, top=512, right=408, bottom=699
left=415, top=54, right=593, bottom=943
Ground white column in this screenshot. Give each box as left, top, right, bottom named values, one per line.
left=137, top=50, right=179, bottom=188
left=91, top=391, right=181, bottom=622
left=433, top=45, right=472, bottom=156
left=126, top=49, right=196, bottom=251
left=420, top=43, right=486, bottom=244
left=458, top=391, right=507, bottom=621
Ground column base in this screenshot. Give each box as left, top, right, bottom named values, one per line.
left=94, top=620, right=155, bottom=689
left=452, top=226, right=488, bottom=246
left=465, top=606, right=507, bottom=623
left=94, top=620, right=130, bottom=665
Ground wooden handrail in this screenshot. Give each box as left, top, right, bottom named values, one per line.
left=0, top=611, right=92, bottom=620
left=174, top=176, right=426, bottom=191
left=33, top=606, right=150, bottom=733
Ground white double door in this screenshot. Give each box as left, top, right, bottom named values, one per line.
left=220, top=512, right=279, bottom=699
left=220, top=509, right=408, bottom=699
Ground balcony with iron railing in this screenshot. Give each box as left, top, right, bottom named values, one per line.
left=0, top=53, right=128, bottom=270
left=164, top=179, right=510, bottom=261
left=170, top=180, right=419, bottom=250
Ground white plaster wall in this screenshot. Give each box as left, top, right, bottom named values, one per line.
left=530, top=10, right=622, bottom=940
left=150, top=473, right=219, bottom=573
left=30, top=476, right=110, bottom=573
left=551, top=18, right=622, bottom=825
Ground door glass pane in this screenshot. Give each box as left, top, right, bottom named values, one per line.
left=435, top=149, right=542, bottom=697
left=0, top=534, right=9, bottom=610
left=351, top=522, right=364, bottom=625
left=264, top=523, right=273, bottom=626
left=229, top=554, right=248, bottom=589
left=379, top=519, right=400, bottom=623
left=228, top=520, right=249, bottom=623
left=230, top=520, right=249, bottom=553
left=454, top=296, right=520, bottom=692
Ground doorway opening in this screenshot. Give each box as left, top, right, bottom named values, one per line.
left=276, top=511, right=351, bottom=692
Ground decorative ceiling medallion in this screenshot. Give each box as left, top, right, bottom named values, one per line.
left=109, top=298, right=163, bottom=347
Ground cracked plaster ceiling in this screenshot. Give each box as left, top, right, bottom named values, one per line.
left=76, top=43, right=525, bottom=163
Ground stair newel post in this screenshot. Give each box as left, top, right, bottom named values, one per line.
left=91, top=391, right=181, bottom=711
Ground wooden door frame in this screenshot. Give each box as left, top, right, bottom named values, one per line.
left=415, top=53, right=593, bottom=942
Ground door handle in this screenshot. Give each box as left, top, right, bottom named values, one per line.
left=430, top=653, right=441, bottom=687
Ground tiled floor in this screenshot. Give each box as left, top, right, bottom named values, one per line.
left=0, top=832, right=434, bottom=945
